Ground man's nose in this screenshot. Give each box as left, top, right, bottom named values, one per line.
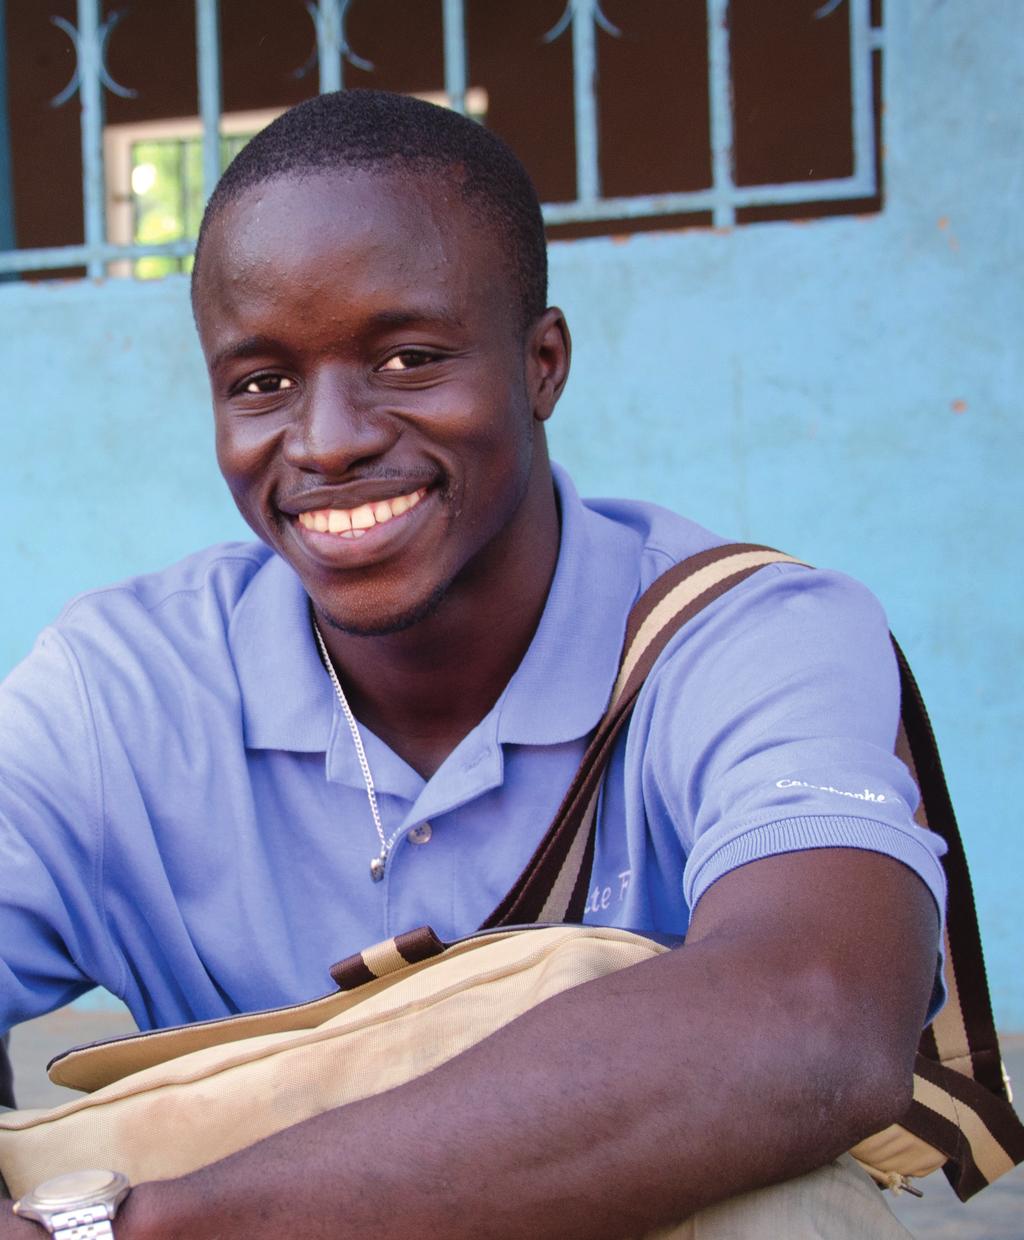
left=283, top=369, right=396, bottom=475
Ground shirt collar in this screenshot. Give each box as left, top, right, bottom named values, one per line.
left=493, top=464, right=642, bottom=745
left=230, top=552, right=336, bottom=751
left=229, top=464, right=643, bottom=754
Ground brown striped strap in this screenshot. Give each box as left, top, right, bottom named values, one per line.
left=890, top=643, right=1024, bottom=1196
left=481, top=543, right=804, bottom=928
left=330, top=926, right=447, bottom=991
left=902, top=1052, right=1024, bottom=1199
left=0, top=1033, right=13, bottom=1109
left=893, top=643, right=1006, bottom=1096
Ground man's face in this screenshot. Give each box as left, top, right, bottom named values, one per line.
left=193, top=167, right=568, bottom=636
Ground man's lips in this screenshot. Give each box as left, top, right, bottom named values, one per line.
left=291, top=486, right=428, bottom=540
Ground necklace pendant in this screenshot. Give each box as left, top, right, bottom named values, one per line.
left=370, top=856, right=386, bottom=882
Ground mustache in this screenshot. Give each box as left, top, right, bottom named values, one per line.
left=276, top=468, right=448, bottom=515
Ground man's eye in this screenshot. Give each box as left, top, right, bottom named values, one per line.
left=242, top=375, right=294, bottom=394
left=379, top=350, right=438, bottom=372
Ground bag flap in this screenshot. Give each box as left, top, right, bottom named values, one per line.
left=47, top=926, right=572, bottom=1092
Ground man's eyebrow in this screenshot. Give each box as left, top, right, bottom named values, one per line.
left=368, top=308, right=467, bottom=332
left=207, top=335, right=283, bottom=373
left=208, top=311, right=467, bottom=373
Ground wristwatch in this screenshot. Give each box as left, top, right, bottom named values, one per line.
left=13, top=1170, right=130, bottom=1237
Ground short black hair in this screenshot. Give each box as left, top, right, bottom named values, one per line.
left=192, top=89, right=547, bottom=328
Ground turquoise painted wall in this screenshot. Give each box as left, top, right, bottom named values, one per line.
left=1, top=7, right=1021, bottom=1025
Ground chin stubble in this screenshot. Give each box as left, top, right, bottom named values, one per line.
left=317, top=573, right=456, bottom=638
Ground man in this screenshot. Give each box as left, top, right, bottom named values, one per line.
left=1, top=91, right=944, bottom=1237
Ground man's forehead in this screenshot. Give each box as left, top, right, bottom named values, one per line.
left=205, top=164, right=479, bottom=268
left=193, top=163, right=521, bottom=342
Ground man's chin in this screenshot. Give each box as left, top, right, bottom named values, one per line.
left=315, top=577, right=452, bottom=639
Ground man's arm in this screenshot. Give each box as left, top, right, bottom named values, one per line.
left=53, top=847, right=935, bottom=1240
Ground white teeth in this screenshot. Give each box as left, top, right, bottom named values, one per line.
left=298, top=487, right=426, bottom=538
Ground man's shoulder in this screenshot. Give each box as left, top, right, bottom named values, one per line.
left=568, top=475, right=891, bottom=676
left=25, top=541, right=285, bottom=695
left=0, top=544, right=290, bottom=780
left=557, top=470, right=881, bottom=631
left=577, top=489, right=729, bottom=586
left=57, top=541, right=274, bottom=624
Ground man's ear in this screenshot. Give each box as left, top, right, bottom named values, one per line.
left=526, top=307, right=572, bottom=423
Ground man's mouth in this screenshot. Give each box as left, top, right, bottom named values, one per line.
left=295, top=486, right=428, bottom=540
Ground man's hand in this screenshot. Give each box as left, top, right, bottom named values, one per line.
left=0, top=1201, right=38, bottom=1239
left=56, top=849, right=943, bottom=1240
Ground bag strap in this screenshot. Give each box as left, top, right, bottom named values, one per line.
left=481, top=543, right=805, bottom=928
left=480, top=540, right=1024, bottom=1200
left=889, top=644, right=1024, bottom=1198
left=0, top=1033, right=13, bottom=1110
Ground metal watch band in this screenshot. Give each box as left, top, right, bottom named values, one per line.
left=50, top=1205, right=115, bottom=1239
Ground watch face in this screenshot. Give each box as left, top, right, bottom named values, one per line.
left=33, top=1169, right=119, bottom=1205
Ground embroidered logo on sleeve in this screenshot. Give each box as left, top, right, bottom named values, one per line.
left=775, top=778, right=888, bottom=803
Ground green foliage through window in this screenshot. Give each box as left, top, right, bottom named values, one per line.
left=130, top=134, right=251, bottom=279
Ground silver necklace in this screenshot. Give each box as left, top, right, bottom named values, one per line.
left=313, top=620, right=404, bottom=882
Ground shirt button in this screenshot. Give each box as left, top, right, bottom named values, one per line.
left=408, top=822, right=433, bottom=845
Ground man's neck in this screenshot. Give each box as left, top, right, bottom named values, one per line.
left=315, top=476, right=561, bottom=779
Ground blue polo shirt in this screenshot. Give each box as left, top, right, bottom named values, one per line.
left=0, top=466, right=946, bottom=1032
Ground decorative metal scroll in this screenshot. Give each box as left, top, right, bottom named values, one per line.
left=49, top=9, right=137, bottom=108
left=543, top=0, right=622, bottom=44
left=543, top=0, right=622, bottom=204
left=293, top=0, right=374, bottom=88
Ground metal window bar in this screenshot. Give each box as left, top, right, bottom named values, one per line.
left=442, top=0, right=467, bottom=117
left=196, top=0, right=222, bottom=207
left=571, top=0, right=602, bottom=205
left=0, top=0, right=17, bottom=253
left=706, top=0, right=736, bottom=228
left=78, top=0, right=106, bottom=278
left=849, top=0, right=874, bottom=183
left=0, top=0, right=882, bottom=277
left=315, top=0, right=344, bottom=94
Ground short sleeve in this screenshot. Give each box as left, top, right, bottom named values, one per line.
left=0, top=629, right=124, bottom=1031
left=639, top=564, right=948, bottom=923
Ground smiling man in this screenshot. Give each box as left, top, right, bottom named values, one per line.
left=0, top=92, right=946, bottom=1238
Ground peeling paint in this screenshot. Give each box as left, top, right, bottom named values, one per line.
left=936, top=215, right=960, bottom=251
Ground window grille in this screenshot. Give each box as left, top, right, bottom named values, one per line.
left=0, top=0, right=883, bottom=281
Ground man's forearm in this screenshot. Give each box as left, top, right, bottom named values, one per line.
left=110, top=850, right=936, bottom=1240
left=126, top=954, right=877, bottom=1239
